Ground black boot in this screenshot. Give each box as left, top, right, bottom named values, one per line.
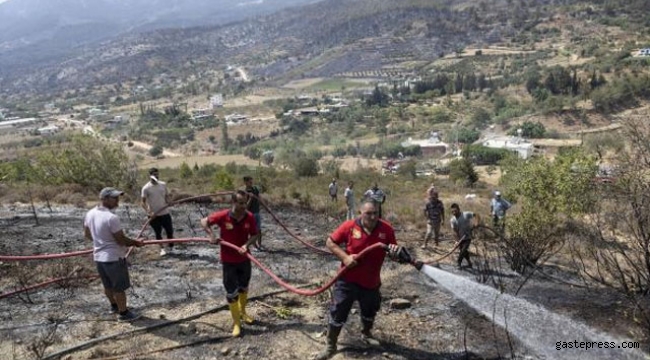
left=361, top=320, right=380, bottom=346
left=315, top=324, right=341, bottom=360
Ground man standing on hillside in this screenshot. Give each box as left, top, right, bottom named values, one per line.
left=85, top=187, right=145, bottom=321
left=328, top=178, right=338, bottom=202
left=315, top=200, right=402, bottom=360
left=423, top=191, right=444, bottom=248
left=426, top=183, right=436, bottom=198
left=200, top=190, right=260, bottom=337
left=141, top=168, right=174, bottom=256
left=364, top=183, right=386, bottom=218
left=344, top=181, right=355, bottom=220
left=450, top=203, right=480, bottom=269
left=243, top=176, right=263, bottom=250
left=490, top=191, right=511, bottom=232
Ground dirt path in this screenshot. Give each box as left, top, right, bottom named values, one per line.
left=129, top=140, right=181, bottom=158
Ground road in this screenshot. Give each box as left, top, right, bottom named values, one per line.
left=236, top=67, right=250, bottom=82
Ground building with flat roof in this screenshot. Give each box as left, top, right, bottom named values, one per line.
left=401, top=132, right=449, bottom=158
left=480, top=136, right=535, bottom=159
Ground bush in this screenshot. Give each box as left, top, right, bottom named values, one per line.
left=294, top=157, right=319, bottom=177
left=23, top=136, right=137, bottom=192
left=449, top=158, right=479, bottom=186
left=508, top=121, right=546, bottom=138
left=447, top=127, right=480, bottom=144
left=149, top=145, right=163, bottom=157
left=214, top=169, right=235, bottom=190
left=463, top=145, right=512, bottom=165
left=179, top=162, right=193, bottom=179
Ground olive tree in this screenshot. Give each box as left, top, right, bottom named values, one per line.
left=499, top=150, right=598, bottom=273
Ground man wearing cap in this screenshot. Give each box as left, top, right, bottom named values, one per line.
left=141, top=168, right=174, bottom=256
left=84, top=188, right=145, bottom=321
left=490, top=191, right=511, bottom=232
left=200, top=190, right=260, bottom=337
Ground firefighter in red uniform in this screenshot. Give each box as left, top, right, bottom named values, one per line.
left=200, top=190, right=260, bottom=337
left=315, top=199, right=402, bottom=360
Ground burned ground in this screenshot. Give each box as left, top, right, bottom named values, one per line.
left=0, top=203, right=646, bottom=359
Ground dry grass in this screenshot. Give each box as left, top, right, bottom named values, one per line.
left=138, top=154, right=261, bottom=169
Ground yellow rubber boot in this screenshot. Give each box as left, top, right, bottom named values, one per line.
left=228, top=301, right=242, bottom=337
left=239, top=291, right=255, bottom=325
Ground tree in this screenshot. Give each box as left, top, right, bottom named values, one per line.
left=179, top=162, right=193, bottom=179
left=294, top=157, right=319, bottom=177
left=525, top=69, right=542, bottom=94
left=149, top=145, right=163, bottom=157
left=214, top=168, right=234, bottom=190
left=36, top=135, right=137, bottom=192
left=449, top=158, right=479, bottom=186
left=508, top=121, right=546, bottom=138
left=221, top=120, right=230, bottom=151
left=499, top=150, right=597, bottom=272
left=366, top=86, right=389, bottom=107
left=471, top=108, right=492, bottom=129
left=569, top=119, right=650, bottom=339
left=397, top=159, right=417, bottom=180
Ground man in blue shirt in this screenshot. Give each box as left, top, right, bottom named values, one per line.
left=490, top=191, right=511, bottom=232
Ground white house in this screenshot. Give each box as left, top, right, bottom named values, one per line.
left=37, top=125, right=60, bottom=136
left=210, top=94, right=224, bottom=108
left=480, top=136, right=535, bottom=159
left=401, top=132, right=449, bottom=157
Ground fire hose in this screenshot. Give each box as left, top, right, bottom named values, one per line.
left=0, top=191, right=333, bottom=298
left=0, top=237, right=423, bottom=299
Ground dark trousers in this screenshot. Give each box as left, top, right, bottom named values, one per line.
left=150, top=213, right=174, bottom=247
left=328, top=280, right=381, bottom=328
left=223, top=261, right=252, bottom=302
left=457, top=238, right=472, bottom=265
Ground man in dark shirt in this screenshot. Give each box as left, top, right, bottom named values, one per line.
left=243, top=176, right=263, bottom=249
left=423, top=191, right=445, bottom=248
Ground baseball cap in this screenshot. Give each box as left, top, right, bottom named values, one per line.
left=100, top=187, right=124, bottom=199
left=495, top=191, right=501, bottom=196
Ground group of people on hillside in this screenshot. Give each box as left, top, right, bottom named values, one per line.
left=84, top=169, right=266, bottom=321
left=423, top=183, right=512, bottom=269
left=328, top=179, right=386, bottom=220
left=83, top=170, right=510, bottom=360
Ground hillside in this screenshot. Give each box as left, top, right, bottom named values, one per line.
left=0, top=0, right=317, bottom=77
left=6, top=0, right=649, bottom=97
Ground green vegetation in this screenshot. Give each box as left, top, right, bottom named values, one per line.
left=306, top=78, right=366, bottom=92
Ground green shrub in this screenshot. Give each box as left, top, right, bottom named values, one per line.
left=449, top=158, right=479, bottom=186
left=294, top=157, right=320, bottom=177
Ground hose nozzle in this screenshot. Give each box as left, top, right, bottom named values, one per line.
left=384, top=245, right=422, bottom=270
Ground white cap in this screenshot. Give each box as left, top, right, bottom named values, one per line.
left=495, top=191, right=501, bottom=196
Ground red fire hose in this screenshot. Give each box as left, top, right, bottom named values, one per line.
left=0, top=237, right=389, bottom=299
left=0, top=191, right=393, bottom=299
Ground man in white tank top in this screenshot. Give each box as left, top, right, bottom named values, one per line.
left=141, top=168, right=174, bottom=256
